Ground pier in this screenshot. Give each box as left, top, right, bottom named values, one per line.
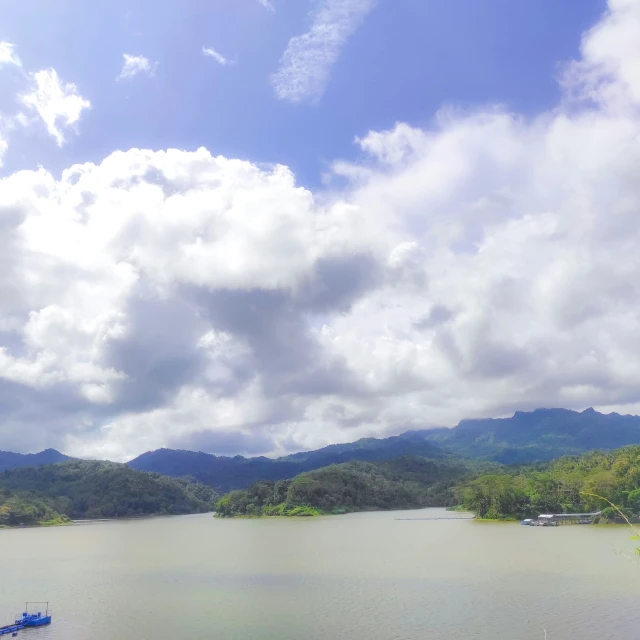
left=522, top=511, right=602, bottom=526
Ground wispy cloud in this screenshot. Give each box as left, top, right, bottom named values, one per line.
left=118, top=54, right=154, bottom=80
left=20, top=69, right=91, bottom=146
left=271, top=0, right=376, bottom=104
left=0, top=41, right=21, bottom=67
left=257, top=0, right=275, bottom=11
left=202, top=46, right=234, bottom=66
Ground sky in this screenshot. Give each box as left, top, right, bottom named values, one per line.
left=1, top=0, right=640, bottom=461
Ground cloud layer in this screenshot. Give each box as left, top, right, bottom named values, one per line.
left=1, top=1, right=640, bottom=460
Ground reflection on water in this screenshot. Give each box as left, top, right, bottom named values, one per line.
left=0, top=509, right=638, bottom=640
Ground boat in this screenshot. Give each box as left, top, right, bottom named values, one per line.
left=0, top=604, right=52, bottom=636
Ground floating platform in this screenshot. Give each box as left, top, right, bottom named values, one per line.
left=0, top=604, right=52, bottom=636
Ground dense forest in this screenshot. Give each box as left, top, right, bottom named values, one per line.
left=215, top=456, right=474, bottom=517
left=215, top=446, right=640, bottom=521
left=460, top=446, right=640, bottom=520
left=0, top=460, right=219, bottom=525
left=0, top=488, right=69, bottom=527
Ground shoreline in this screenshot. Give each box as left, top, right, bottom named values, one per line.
left=0, top=511, right=215, bottom=531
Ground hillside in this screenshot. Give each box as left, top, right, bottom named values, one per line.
left=460, top=445, right=640, bottom=521
left=215, top=456, right=473, bottom=517
left=413, top=408, right=640, bottom=464
left=0, top=460, right=219, bottom=524
left=128, top=435, right=446, bottom=492
left=0, top=448, right=70, bottom=472
left=128, top=449, right=302, bottom=493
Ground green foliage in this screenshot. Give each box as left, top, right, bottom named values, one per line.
left=0, top=460, right=220, bottom=525
left=0, top=488, right=66, bottom=527
left=215, top=456, right=472, bottom=517
left=461, top=446, right=640, bottom=520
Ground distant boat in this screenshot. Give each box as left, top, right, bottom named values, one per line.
left=0, top=603, right=52, bottom=636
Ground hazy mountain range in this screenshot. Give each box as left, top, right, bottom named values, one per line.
left=0, top=448, right=70, bottom=472
left=3, top=408, right=640, bottom=492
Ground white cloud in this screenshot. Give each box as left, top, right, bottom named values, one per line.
left=0, top=41, right=21, bottom=67
left=20, top=69, right=91, bottom=146
left=202, top=47, right=233, bottom=66
left=118, top=54, right=154, bottom=80
left=2, top=0, right=640, bottom=459
left=257, top=0, right=275, bottom=11
left=0, top=131, right=7, bottom=166
left=271, top=0, right=376, bottom=104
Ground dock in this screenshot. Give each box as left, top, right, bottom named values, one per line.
left=395, top=516, right=474, bottom=521
left=521, top=511, right=602, bottom=526
left=0, top=604, right=52, bottom=636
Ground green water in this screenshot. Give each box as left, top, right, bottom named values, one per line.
left=0, top=508, right=638, bottom=639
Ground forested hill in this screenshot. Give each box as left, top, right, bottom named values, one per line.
left=413, top=408, right=640, bottom=464
left=0, top=448, right=70, bottom=472
left=128, top=436, right=446, bottom=492
left=460, top=445, right=640, bottom=521
left=0, top=460, right=219, bottom=526
left=214, top=456, right=475, bottom=517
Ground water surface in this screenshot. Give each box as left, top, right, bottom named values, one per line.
left=0, top=508, right=638, bottom=639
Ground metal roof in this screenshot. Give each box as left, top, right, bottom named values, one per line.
left=538, top=511, right=601, bottom=518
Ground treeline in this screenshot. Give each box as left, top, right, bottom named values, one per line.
left=215, top=456, right=471, bottom=517
left=0, top=460, right=220, bottom=525
left=0, top=488, right=69, bottom=527
left=460, top=446, right=640, bottom=520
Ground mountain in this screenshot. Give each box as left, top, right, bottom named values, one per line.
left=130, top=407, right=640, bottom=490
left=0, top=460, right=219, bottom=524
left=215, top=455, right=471, bottom=517
left=279, top=434, right=445, bottom=466
left=0, top=448, right=70, bottom=472
left=412, top=408, right=640, bottom=464
left=128, top=449, right=302, bottom=493
left=128, top=435, right=446, bottom=492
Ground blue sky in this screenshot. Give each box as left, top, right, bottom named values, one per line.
left=4, top=0, right=640, bottom=460
left=0, top=0, right=604, bottom=186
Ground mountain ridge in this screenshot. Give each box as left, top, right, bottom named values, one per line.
left=127, top=435, right=446, bottom=492
left=413, top=407, right=640, bottom=463
left=128, top=407, right=640, bottom=489
left=0, top=448, right=70, bottom=473
left=3, top=407, right=640, bottom=491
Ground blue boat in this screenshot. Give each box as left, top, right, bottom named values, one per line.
left=0, top=603, right=52, bottom=636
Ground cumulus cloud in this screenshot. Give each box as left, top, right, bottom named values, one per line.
left=2, top=0, right=640, bottom=460
left=20, top=69, right=91, bottom=146
left=271, top=0, right=376, bottom=104
left=0, top=42, right=21, bottom=67
left=118, top=54, right=154, bottom=80
left=202, top=47, right=233, bottom=66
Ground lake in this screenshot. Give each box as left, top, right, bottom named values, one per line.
left=0, top=508, right=638, bottom=640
